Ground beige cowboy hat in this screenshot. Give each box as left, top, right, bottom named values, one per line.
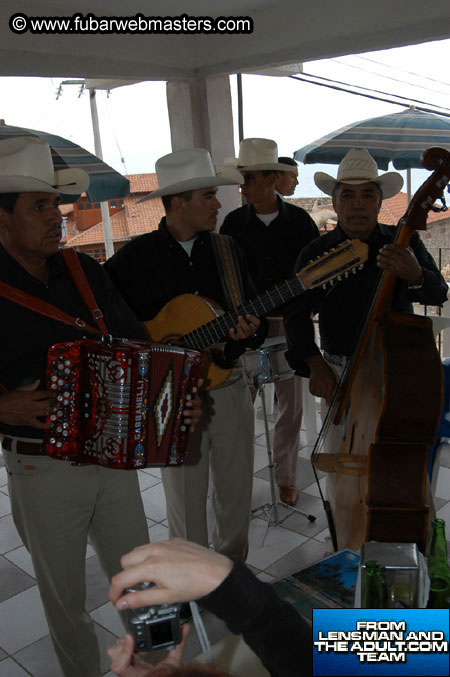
left=314, top=148, right=403, bottom=199
left=0, top=136, right=90, bottom=195
left=223, top=138, right=295, bottom=172
left=138, top=148, right=243, bottom=201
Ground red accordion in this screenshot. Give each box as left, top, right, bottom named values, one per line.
left=44, top=338, right=202, bottom=468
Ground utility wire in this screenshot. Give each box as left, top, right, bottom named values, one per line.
left=332, top=57, right=450, bottom=98
left=299, top=71, right=450, bottom=113
left=354, top=55, right=450, bottom=92
left=290, top=73, right=450, bottom=118
left=103, top=91, right=129, bottom=174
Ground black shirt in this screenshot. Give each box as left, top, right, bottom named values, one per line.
left=199, top=559, right=312, bottom=676
left=0, top=245, right=145, bottom=438
left=284, top=223, right=448, bottom=376
left=104, top=219, right=266, bottom=364
left=220, top=197, right=320, bottom=292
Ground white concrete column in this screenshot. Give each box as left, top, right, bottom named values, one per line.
left=166, top=75, right=240, bottom=225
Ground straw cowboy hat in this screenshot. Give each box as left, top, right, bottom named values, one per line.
left=314, top=148, right=403, bottom=199
left=138, top=148, right=243, bottom=201
left=223, top=138, right=295, bottom=172
left=0, top=136, right=89, bottom=195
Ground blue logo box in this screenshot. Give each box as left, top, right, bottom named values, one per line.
left=313, top=608, right=449, bottom=676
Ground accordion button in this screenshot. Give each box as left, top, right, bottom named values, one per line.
left=64, top=360, right=71, bottom=366
left=50, top=415, right=57, bottom=421
left=56, top=441, right=62, bottom=447
left=49, top=437, right=56, bottom=444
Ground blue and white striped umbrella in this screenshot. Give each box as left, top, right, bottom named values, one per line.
left=294, top=109, right=450, bottom=170
left=0, top=123, right=130, bottom=203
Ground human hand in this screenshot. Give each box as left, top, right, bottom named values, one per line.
left=306, top=355, right=337, bottom=406
left=182, top=378, right=203, bottom=432
left=110, top=538, right=232, bottom=611
left=228, top=314, right=260, bottom=341
left=377, top=244, right=423, bottom=285
left=107, top=625, right=189, bottom=676
left=0, top=380, right=55, bottom=429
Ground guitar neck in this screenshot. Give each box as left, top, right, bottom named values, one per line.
left=183, top=275, right=305, bottom=351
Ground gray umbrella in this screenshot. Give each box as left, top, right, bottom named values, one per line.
left=294, top=108, right=450, bottom=200
left=0, top=121, right=130, bottom=204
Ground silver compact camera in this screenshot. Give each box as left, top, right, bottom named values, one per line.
left=123, top=581, right=182, bottom=652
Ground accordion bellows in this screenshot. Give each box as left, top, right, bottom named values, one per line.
left=44, top=338, right=202, bottom=468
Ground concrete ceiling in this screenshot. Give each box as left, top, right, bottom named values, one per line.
left=1, top=0, right=450, bottom=81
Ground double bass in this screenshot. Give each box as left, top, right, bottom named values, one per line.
left=313, top=147, right=450, bottom=553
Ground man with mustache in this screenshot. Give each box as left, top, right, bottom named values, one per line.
left=105, top=149, right=266, bottom=561
left=0, top=136, right=186, bottom=677
left=284, top=148, right=448, bottom=523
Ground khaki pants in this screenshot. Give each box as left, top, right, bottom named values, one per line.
left=273, top=375, right=303, bottom=487
left=4, top=442, right=149, bottom=677
left=161, top=375, right=254, bottom=560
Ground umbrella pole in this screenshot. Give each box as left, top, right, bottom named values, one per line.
left=407, top=167, right=412, bottom=204
left=89, top=88, right=115, bottom=260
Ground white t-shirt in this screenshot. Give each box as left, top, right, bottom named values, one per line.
left=178, top=236, right=198, bottom=257
left=255, top=210, right=279, bottom=227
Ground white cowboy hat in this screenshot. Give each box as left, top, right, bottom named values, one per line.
left=138, top=148, right=243, bottom=201
left=314, top=148, right=403, bottom=199
left=223, top=138, right=295, bottom=172
left=0, top=136, right=90, bottom=195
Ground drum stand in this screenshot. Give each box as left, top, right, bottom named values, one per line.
left=251, top=377, right=316, bottom=546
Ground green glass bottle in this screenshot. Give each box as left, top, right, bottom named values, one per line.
left=427, top=518, right=450, bottom=609
left=362, top=560, right=387, bottom=608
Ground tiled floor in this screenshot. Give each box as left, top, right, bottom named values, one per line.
left=1, top=402, right=450, bottom=676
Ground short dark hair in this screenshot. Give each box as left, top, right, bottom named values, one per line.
left=0, top=193, right=19, bottom=213
left=278, top=157, right=297, bottom=167
left=161, top=190, right=194, bottom=212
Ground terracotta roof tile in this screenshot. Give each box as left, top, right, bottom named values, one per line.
left=64, top=173, right=164, bottom=248
left=379, top=192, right=447, bottom=225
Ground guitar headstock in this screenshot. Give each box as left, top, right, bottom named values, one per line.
left=298, top=239, right=369, bottom=290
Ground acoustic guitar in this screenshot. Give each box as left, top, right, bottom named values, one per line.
left=144, top=239, right=368, bottom=389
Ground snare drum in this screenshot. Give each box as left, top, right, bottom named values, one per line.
left=241, top=336, right=293, bottom=387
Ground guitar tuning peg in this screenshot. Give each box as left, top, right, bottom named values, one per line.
left=344, top=272, right=349, bottom=278
left=337, top=275, right=342, bottom=281
left=322, top=282, right=327, bottom=289
left=352, top=267, right=357, bottom=274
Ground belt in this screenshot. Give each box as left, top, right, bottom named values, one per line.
left=2, top=436, right=47, bottom=456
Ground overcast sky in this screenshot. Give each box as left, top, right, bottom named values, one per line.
left=1, top=37, right=449, bottom=198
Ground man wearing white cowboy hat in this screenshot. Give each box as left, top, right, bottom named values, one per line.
left=0, top=136, right=201, bottom=677
left=105, top=148, right=266, bottom=561
left=221, top=138, right=320, bottom=507
left=284, top=148, right=447, bottom=529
